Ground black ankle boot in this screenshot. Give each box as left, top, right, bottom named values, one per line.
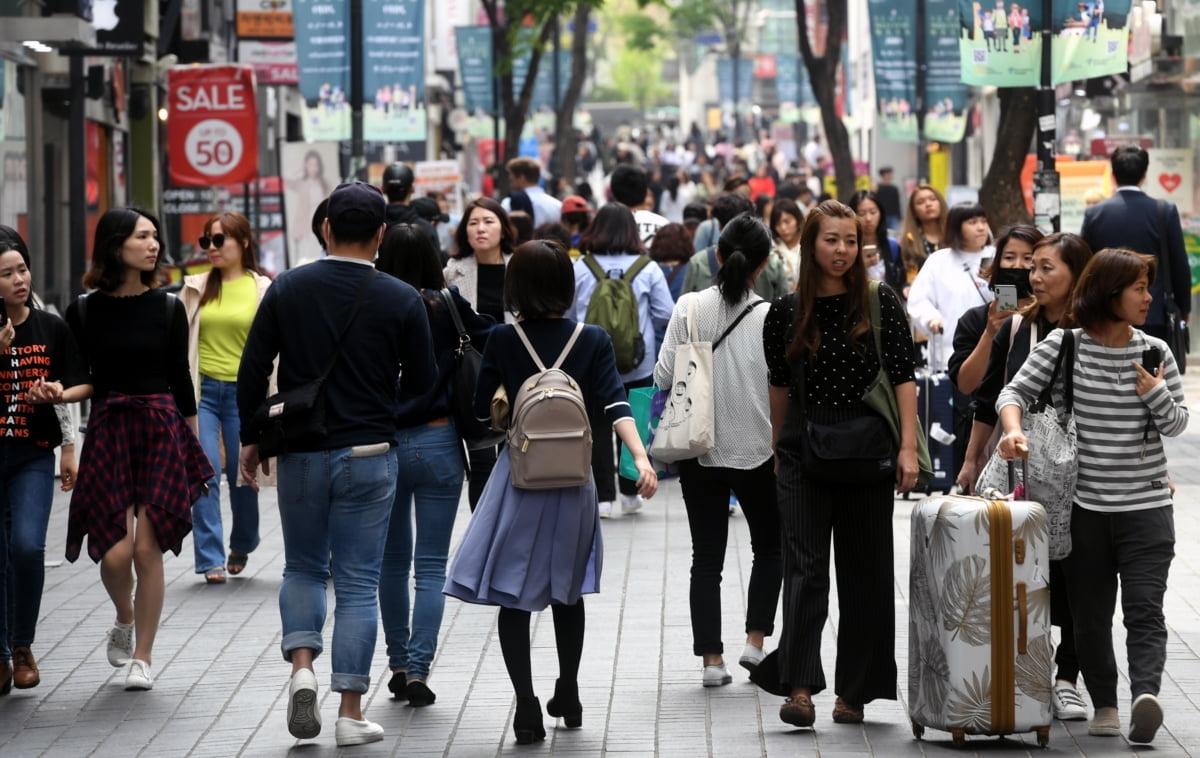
left=545, top=679, right=582, bottom=728
left=513, top=696, right=546, bottom=745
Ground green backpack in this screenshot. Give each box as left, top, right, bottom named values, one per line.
left=582, top=254, right=652, bottom=373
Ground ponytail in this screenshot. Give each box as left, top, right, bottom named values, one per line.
left=714, top=213, right=772, bottom=306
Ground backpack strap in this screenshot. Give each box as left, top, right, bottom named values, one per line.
left=512, top=321, right=585, bottom=373
left=707, top=246, right=719, bottom=279
left=622, top=255, right=652, bottom=283
left=582, top=253, right=605, bottom=282
left=550, top=322, right=586, bottom=369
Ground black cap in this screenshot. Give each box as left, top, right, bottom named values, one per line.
left=410, top=196, right=450, bottom=224
left=382, top=162, right=414, bottom=193
left=327, top=182, right=386, bottom=229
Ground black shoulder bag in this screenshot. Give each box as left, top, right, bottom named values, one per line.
left=1156, top=200, right=1188, bottom=374
left=252, top=269, right=376, bottom=459
left=438, top=289, right=503, bottom=450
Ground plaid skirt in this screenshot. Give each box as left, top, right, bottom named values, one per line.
left=66, top=393, right=214, bottom=563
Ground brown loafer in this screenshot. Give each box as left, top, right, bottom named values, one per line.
left=832, top=696, right=863, bottom=724
left=780, top=694, right=816, bottom=727
left=12, top=646, right=39, bottom=689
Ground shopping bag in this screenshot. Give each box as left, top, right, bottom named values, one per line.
left=619, top=387, right=678, bottom=480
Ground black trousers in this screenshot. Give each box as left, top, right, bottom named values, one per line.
left=1049, top=559, right=1079, bottom=683
left=590, top=375, right=653, bottom=502
left=677, top=458, right=782, bottom=656
left=1062, top=504, right=1174, bottom=709
left=776, top=443, right=897, bottom=704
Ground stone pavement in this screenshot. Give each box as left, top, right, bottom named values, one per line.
left=5, top=377, right=1200, bottom=757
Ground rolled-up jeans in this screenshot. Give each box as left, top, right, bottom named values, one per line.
left=0, top=444, right=55, bottom=659
left=276, top=443, right=397, bottom=693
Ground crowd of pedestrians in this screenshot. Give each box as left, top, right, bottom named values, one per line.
left=0, top=141, right=1190, bottom=752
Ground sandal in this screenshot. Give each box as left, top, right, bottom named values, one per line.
left=227, top=552, right=249, bottom=575
left=205, top=568, right=227, bottom=584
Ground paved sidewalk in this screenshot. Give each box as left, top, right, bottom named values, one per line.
left=5, top=377, right=1200, bottom=756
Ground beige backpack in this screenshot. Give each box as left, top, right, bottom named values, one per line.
left=507, top=322, right=593, bottom=490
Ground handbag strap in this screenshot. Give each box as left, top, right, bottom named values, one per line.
left=961, top=256, right=990, bottom=305
left=1037, top=328, right=1075, bottom=413
left=512, top=320, right=585, bottom=372
left=712, top=299, right=768, bottom=351
left=318, top=268, right=377, bottom=380
left=1156, top=200, right=1177, bottom=310
left=439, top=288, right=470, bottom=349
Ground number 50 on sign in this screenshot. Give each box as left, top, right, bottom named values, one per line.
left=167, top=65, right=259, bottom=186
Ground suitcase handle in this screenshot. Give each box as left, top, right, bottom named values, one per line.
left=1016, top=582, right=1028, bottom=655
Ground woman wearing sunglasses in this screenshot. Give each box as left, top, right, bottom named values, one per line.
left=181, top=212, right=273, bottom=583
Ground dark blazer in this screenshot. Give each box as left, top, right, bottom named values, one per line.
left=1080, top=187, right=1191, bottom=328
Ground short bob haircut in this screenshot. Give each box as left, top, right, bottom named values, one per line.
left=377, top=223, right=445, bottom=296
left=83, top=207, right=162, bottom=292
left=1069, top=247, right=1157, bottom=330
left=943, top=202, right=990, bottom=251
left=504, top=239, right=574, bottom=319
left=200, top=211, right=261, bottom=306
left=578, top=204, right=643, bottom=256
left=454, top=197, right=515, bottom=258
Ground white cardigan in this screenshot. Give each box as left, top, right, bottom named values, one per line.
left=442, top=253, right=516, bottom=324
left=906, top=246, right=995, bottom=370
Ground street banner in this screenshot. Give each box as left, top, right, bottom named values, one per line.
left=716, top=59, right=754, bottom=104
left=456, top=26, right=494, bottom=115
left=868, top=0, right=919, bottom=143
left=1050, top=0, right=1131, bottom=84
left=959, top=0, right=1044, bottom=85
left=924, top=0, right=968, bottom=143
left=1183, top=0, right=1200, bottom=58
left=236, top=0, right=294, bottom=39
left=433, top=0, right=473, bottom=71
left=237, top=41, right=299, bottom=85
left=519, top=51, right=572, bottom=112
left=166, top=65, right=259, bottom=187
left=362, top=0, right=427, bottom=142
left=293, top=0, right=352, bottom=141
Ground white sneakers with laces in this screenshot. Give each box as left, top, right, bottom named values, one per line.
left=106, top=622, right=133, bottom=667
left=124, top=659, right=153, bottom=690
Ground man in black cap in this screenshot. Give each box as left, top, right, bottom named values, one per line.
left=237, top=181, right=436, bottom=748
left=381, top=162, right=442, bottom=256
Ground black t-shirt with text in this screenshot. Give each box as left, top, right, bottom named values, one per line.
left=0, top=309, right=89, bottom=448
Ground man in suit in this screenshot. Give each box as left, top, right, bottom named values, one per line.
left=1080, top=146, right=1191, bottom=344
left=876, top=166, right=903, bottom=231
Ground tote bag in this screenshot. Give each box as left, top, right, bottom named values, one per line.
left=650, top=298, right=716, bottom=462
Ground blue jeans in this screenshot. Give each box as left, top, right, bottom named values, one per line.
left=193, top=375, right=260, bottom=573
left=0, top=445, right=55, bottom=659
left=379, top=422, right=464, bottom=679
left=276, top=445, right=397, bottom=693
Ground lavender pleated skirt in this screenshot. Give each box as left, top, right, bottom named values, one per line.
left=444, top=448, right=602, bottom=612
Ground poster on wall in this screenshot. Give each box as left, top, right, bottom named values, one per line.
left=361, top=0, right=427, bottom=142
left=281, top=142, right=339, bottom=267
left=1145, top=148, right=1195, bottom=218
left=925, top=0, right=968, bottom=143
left=293, top=0, right=352, bottom=141
left=868, top=0, right=918, bottom=143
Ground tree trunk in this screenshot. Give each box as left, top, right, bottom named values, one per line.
left=979, top=87, right=1036, bottom=231
left=794, top=0, right=855, bottom=202
left=555, top=5, right=591, bottom=187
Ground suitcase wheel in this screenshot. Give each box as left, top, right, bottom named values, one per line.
left=910, top=720, right=924, bottom=740
left=1036, top=726, right=1050, bottom=748
left=951, top=728, right=967, bottom=748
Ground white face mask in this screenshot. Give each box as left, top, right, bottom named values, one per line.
left=868, top=260, right=887, bottom=281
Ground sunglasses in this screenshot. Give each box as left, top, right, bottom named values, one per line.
left=198, top=233, right=226, bottom=250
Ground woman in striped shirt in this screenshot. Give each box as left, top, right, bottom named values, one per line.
left=997, top=248, right=1187, bottom=745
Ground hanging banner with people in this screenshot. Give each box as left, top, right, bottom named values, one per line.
left=456, top=25, right=494, bottom=115
left=924, top=0, right=968, bottom=142
left=293, top=0, right=352, bottom=141
left=868, top=0, right=918, bottom=142
left=1050, top=0, right=1132, bottom=84
left=361, top=0, right=427, bottom=142
left=716, top=59, right=755, bottom=106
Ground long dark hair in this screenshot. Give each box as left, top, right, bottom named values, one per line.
left=82, top=207, right=162, bottom=292
left=787, top=200, right=870, bottom=361
left=0, top=225, right=34, bottom=307
left=200, top=211, right=261, bottom=307
left=714, top=213, right=771, bottom=306
left=453, top=197, right=515, bottom=258
left=848, top=190, right=889, bottom=258
left=377, top=223, right=445, bottom=306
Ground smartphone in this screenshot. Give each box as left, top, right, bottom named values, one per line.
left=994, top=284, right=1020, bottom=312
left=1142, top=347, right=1162, bottom=376
left=992, top=267, right=1034, bottom=298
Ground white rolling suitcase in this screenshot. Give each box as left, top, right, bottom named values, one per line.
left=908, top=494, right=1054, bottom=747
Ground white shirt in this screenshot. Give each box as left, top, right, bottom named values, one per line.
left=658, top=183, right=696, bottom=224
left=906, top=246, right=996, bottom=370
left=653, top=287, right=773, bottom=469
left=502, top=184, right=562, bottom=226
left=633, top=209, right=669, bottom=247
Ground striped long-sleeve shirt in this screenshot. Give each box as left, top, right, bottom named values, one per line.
left=996, top=327, right=1187, bottom=513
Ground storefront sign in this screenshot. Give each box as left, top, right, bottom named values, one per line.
left=237, top=40, right=299, bottom=85
left=166, top=66, right=259, bottom=186
left=236, top=0, right=294, bottom=38
left=362, top=0, right=426, bottom=141
left=77, top=0, right=145, bottom=56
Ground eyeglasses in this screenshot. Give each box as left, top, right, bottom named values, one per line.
left=198, top=233, right=226, bottom=250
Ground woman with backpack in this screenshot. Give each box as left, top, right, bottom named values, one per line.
left=654, top=213, right=782, bottom=688
left=444, top=239, right=658, bottom=745
left=375, top=224, right=495, bottom=708
left=568, top=204, right=674, bottom=518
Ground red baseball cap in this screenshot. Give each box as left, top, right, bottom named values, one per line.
left=561, top=195, right=591, bottom=215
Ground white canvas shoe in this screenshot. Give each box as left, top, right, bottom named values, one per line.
left=286, top=669, right=321, bottom=739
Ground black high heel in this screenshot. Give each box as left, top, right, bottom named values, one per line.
left=545, top=679, right=582, bottom=729
left=513, top=696, right=546, bottom=745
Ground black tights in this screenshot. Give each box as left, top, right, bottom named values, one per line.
left=497, top=600, right=586, bottom=698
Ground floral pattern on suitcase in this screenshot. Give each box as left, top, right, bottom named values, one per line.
left=909, top=496, right=1054, bottom=745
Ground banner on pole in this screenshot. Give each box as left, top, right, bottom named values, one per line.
left=716, top=59, right=754, bottom=104
left=924, top=0, right=968, bottom=143
left=456, top=26, right=494, bottom=115
left=868, top=0, right=918, bottom=143
left=362, top=0, right=427, bottom=142
left=293, top=0, right=352, bottom=141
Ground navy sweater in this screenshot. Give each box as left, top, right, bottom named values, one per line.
left=237, top=257, right=437, bottom=450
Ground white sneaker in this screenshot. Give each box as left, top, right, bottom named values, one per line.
left=702, top=663, right=732, bottom=687
left=1129, top=693, right=1163, bottom=744
left=124, top=659, right=153, bottom=690
left=106, top=622, right=133, bottom=667
left=287, top=668, right=322, bottom=739
left=620, top=494, right=643, bottom=514
left=738, top=643, right=766, bottom=672
left=335, top=716, right=384, bottom=746
left=1052, top=680, right=1088, bottom=721
left=598, top=501, right=614, bottom=519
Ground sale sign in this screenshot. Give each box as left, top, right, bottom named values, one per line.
left=167, top=66, right=259, bottom=186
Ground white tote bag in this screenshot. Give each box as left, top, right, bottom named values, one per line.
left=650, top=298, right=716, bottom=462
